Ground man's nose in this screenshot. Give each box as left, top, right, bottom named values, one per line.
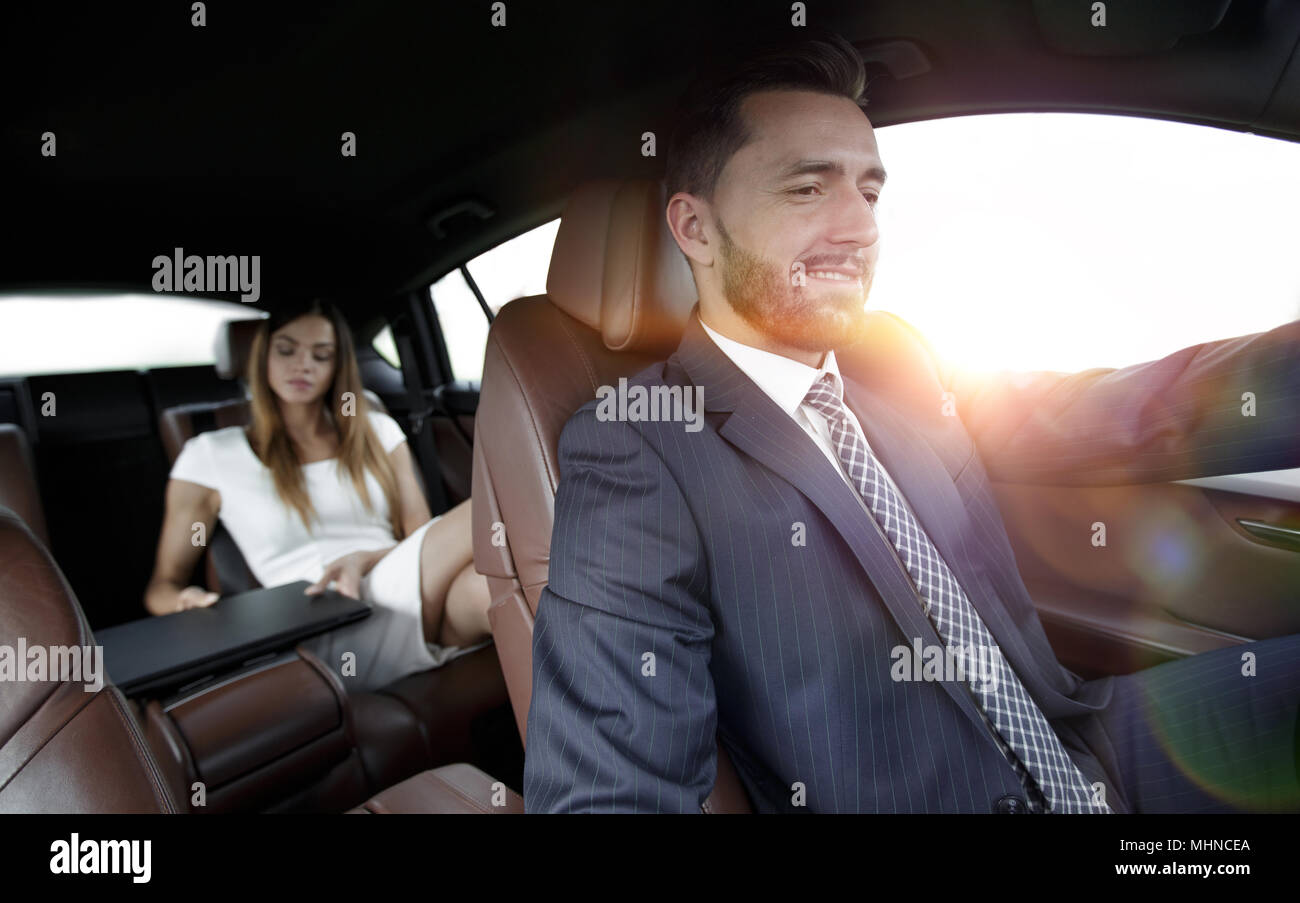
left=827, top=187, right=880, bottom=250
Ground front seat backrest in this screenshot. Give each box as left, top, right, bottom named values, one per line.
left=0, top=507, right=177, bottom=812
left=472, top=179, right=752, bottom=812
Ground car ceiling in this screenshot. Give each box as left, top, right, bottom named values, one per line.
left=2, top=0, right=1298, bottom=324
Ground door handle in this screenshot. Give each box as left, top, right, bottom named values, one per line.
left=1236, top=518, right=1300, bottom=552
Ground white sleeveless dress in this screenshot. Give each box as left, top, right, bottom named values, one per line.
left=169, top=410, right=488, bottom=692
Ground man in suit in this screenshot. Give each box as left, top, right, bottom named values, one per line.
left=523, top=34, right=1300, bottom=813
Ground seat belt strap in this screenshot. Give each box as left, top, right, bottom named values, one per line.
left=394, top=333, right=449, bottom=515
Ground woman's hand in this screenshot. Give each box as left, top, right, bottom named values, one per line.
left=177, top=586, right=220, bottom=611
left=144, top=478, right=220, bottom=616
left=307, top=549, right=390, bottom=599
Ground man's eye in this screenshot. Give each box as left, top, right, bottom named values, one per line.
left=863, top=191, right=880, bottom=206
left=791, top=185, right=821, bottom=196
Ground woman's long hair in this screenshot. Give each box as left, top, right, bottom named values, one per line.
left=245, top=299, right=405, bottom=540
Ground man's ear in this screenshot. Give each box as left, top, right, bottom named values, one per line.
left=666, top=192, right=716, bottom=269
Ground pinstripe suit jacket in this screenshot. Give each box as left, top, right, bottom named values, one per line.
left=523, top=304, right=1300, bottom=812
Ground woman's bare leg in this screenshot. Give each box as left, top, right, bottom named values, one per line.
left=418, top=498, right=473, bottom=645
left=437, top=563, right=493, bottom=648
left=418, top=498, right=492, bottom=648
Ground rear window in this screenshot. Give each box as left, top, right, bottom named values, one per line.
left=0, top=292, right=266, bottom=377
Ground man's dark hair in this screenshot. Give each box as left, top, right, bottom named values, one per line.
left=664, top=33, right=869, bottom=202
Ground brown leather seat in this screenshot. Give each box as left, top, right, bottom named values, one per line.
left=0, top=423, right=48, bottom=547
left=471, top=178, right=753, bottom=812
left=348, top=762, right=524, bottom=814
left=0, top=506, right=178, bottom=813
left=0, top=503, right=518, bottom=814
left=0, top=354, right=517, bottom=813
left=159, top=318, right=263, bottom=463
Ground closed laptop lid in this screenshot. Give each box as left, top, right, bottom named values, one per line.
left=97, top=581, right=370, bottom=696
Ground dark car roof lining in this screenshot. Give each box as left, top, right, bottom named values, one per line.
left=2, top=0, right=1298, bottom=328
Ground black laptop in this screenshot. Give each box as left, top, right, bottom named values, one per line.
left=96, top=581, right=371, bottom=696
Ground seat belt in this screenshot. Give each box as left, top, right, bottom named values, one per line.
left=394, top=333, right=450, bottom=515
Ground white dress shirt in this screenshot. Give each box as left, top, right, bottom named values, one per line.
left=699, top=316, right=911, bottom=506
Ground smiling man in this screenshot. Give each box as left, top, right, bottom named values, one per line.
left=678, top=88, right=885, bottom=362
left=522, top=34, right=1300, bottom=813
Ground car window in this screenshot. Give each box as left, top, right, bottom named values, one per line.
left=430, top=218, right=560, bottom=381
left=429, top=269, right=485, bottom=382
left=464, top=219, right=562, bottom=313
left=372, top=324, right=401, bottom=368
left=0, top=292, right=266, bottom=377
left=868, top=112, right=1300, bottom=374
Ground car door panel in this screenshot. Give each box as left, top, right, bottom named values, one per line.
left=993, top=479, right=1300, bottom=680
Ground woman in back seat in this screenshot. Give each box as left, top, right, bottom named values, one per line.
left=144, top=298, right=493, bottom=692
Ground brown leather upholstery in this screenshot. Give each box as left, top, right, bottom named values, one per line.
left=0, top=442, right=510, bottom=814
left=141, top=648, right=371, bottom=813
left=215, top=317, right=264, bottom=381
left=158, top=317, right=261, bottom=464
left=0, top=508, right=510, bottom=814
left=348, top=762, right=524, bottom=814
left=160, top=398, right=252, bottom=465
left=545, top=179, right=697, bottom=357
left=0, top=507, right=178, bottom=813
left=0, top=424, right=48, bottom=547
left=133, top=639, right=517, bottom=814
left=472, top=179, right=753, bottom=812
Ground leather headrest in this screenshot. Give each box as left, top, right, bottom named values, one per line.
left=546, top=179, right=698, bottom=357
left=214, top=318, right=264, bottom=381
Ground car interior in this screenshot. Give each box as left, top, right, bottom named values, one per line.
left=2, top=0, right=1300, bottom=814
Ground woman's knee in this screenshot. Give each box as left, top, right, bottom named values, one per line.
left=420, top=502, right=473, bottom=564
left=439, top=563, right=492, bottom=646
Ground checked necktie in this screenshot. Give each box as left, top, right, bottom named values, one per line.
left=804, top=372, right=1111, bottom=814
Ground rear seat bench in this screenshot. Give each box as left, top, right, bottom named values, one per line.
left=0, top=379, right=521, bottom=813
left=0, top=501, right=523, bottom=814
left=151, top=318, right=521, bottom=806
